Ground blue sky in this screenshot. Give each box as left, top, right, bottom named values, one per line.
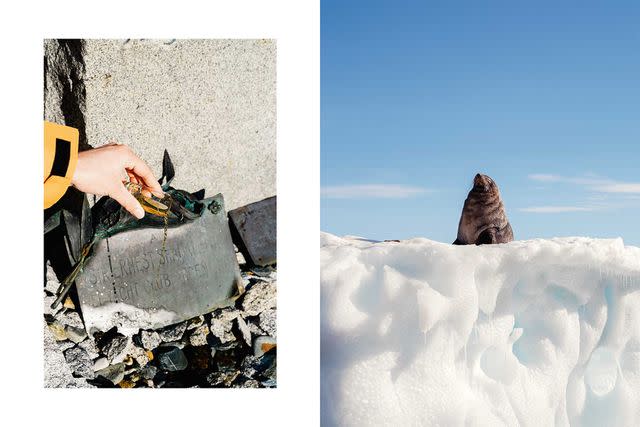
left=321, top=0, right=640, bottom=246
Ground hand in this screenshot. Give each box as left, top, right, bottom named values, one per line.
left=71, top=143, right=164, bottom=219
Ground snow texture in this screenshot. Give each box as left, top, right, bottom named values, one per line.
left=82, top=302, right=180, bottom=336
left=321, top=232, right=640, bottom=427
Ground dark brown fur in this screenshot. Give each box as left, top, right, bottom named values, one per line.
left=453, top=173, right=514, bottom=245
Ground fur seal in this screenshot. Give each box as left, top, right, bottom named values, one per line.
left=453, top=173, right=513, bottom=245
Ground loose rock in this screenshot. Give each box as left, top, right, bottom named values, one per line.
left=58, top=311, right=84, bottom=329
left=189, top=324, right=210, bottom=346
left=158, top=322, right=188, bottom=342
left=246, top=319, right=266, bottom=336
left=129, top=345, right=151, bottom=367
left=207, top=370, right=240, bottom=387
left=79, top=339, right=100, bottom=360
left=258, top=309, right=277, bottom=338
left=64, top=346, right=95, bottom=379
left=209, top=308, right=237, bottom=343
left=186, top=315, right=205, bottom=330
left=157, top=347, right=188, bottom=371
left=140, top=365, right=158, bottom=380
left=235, top=316, right=252, bottom=347
left=140, top=330, right=161, bottom=350
left=65, top=325, right=87, bottom=344
left=47, top=321, right=67, bottom=341
left=101, top=335, right=130, bottom=363
left=95, top=363, right=125, bottom=385
left=253, top=336, right=277, bottom=357
left=63, top=296, right=76, bottom=310
left=93, top=357, right=109, bottom=372
left=241, top=280, right=276, bottom=316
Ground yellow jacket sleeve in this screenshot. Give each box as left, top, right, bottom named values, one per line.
left=44, top=121, right=79, bottom=209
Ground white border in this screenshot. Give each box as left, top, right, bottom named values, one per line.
left=1, top=1, right=319, bottom=425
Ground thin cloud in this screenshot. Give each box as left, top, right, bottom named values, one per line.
left=528, top=174, right=612, bottom=186
left=592, top=183, right=640, bottom=194
left=528, top=173, right=640, bottom=198
left=528, top=174, right=563, bottom=182
left=321, top=184, right=429, bottom=199
left=519, top=206, right=594, bottom=213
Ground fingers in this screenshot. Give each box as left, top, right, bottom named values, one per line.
left=123, top=149, right=164, bottom=196
left=127, top=171, right=139, bottom=185
left=111, top=182, right=145, bottom=219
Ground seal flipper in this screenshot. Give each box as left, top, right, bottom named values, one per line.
left=452, top=238, right=463, bottom=245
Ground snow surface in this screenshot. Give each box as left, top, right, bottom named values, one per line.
left=321, top=233, right=640, bottom=426
left=82, top=302, right=180, bottom=336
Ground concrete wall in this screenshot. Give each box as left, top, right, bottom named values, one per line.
left=45, top=39, right=276, bottom=210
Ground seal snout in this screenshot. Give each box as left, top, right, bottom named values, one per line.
left=473, top=173, right=491, bottom=190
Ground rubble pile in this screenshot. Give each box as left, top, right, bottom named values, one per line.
left=44, top=253, right=276, bottom=388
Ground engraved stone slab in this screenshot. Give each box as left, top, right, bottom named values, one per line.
left=228, top=196, right=276, bottom=266
left=76, top=194, right=242, bottom=336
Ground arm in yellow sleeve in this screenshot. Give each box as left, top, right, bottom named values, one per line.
left=44, top=121, right=79, bottom=209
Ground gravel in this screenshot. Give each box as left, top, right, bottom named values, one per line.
left=44, top=265, right=277, bottom=388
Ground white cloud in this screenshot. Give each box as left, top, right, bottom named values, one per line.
left=321, top=184, right=428, bottom=199
left=528, top=174, right=612, bottom=186
left=528, top=174, right=562, bottom=182
left=592, top=183, right=640, bottom=194
left=519, top=206, right=594, bottom=213
left=528, top=173, right=640, bottom=199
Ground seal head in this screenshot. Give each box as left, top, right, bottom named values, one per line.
left=453, top=173, right=514, bottom=245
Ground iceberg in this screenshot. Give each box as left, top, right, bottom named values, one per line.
left=321, top=232, right=640, bottom=426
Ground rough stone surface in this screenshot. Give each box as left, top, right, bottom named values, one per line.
left=96, top=363, right=125, bottom=385
left=241, top=280, right=277, bottom=316
left=101, top=335, right=130, bottom=363
left=186, top=316, right=205, bottom=330
left=189, top=324, right=210, bottom=347
left=78, top=338, right=100, bottom=359
left=44, top=294, right=62, bottom=317
left=44, top=323, right=94, bottom=388
left=209, top=308, right=238, bottom=343
left=247, top=319, right=266, bottom=336
left=44, top=260, right=277, bottom=388
left=129, top=345, right=151, bottom=367
left=81, top=39, right=276, bottom=211
left=258, top=309, right=277, bottom=338
left=228, top=196, right=277, bottom=266
left=158, top=322, right=188, bottom=342
left=43, top=39, right=89, bottom=149
left=66, top=326, right=88, bottom=343
left=93, top=357, right=109, bottom=371
left=58, top=311, right=84, bottom=329
left=63, top=346, right=95, bottom=379
left=157, top=347, right=188, bottom=372
left=47, top=321, right=67, bottom=341
left=140, top=365, right=158, bottom=380
left=235, top=316, right=252, bottom=347
left=140, top=330, right=161, bottom=351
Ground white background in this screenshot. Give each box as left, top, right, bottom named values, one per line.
left=0, top=0, right=320, bottom=425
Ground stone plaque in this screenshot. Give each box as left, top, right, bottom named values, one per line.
left=76, top=194, right=242, bottom=335
left=228, top=196, right=276, bottom=266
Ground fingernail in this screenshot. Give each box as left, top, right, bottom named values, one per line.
left=135, top=207, right=145, bottom=219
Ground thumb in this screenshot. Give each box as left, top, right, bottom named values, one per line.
left=111, top=183, right=145, bottom=219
